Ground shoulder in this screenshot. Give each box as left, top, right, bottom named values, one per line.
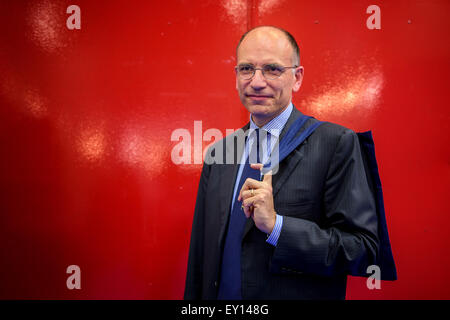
left=313, top=119, right=355, bottom=139
left=291, top=106, right=356, bottom=145
left=306, top=118, right=359, bottom=156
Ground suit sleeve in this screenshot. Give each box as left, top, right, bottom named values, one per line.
left=270, top=129, right=379, bottom=277
left=184, top=156, right=212, bottom=300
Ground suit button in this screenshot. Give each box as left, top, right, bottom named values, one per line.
left=214, top=281, right=218, bottom=287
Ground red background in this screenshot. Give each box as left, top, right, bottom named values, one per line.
left=0, top=0, right=449, bottom=299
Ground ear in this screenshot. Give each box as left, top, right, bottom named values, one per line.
left=235, top=67, right=239, bottom=91
left=292, top=66, right=304, bottom=92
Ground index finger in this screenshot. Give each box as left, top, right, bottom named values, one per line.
left=262, top=169, right=273, bottom=185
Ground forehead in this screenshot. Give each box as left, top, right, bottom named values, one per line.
left=237, top=28, right=293, bottom=65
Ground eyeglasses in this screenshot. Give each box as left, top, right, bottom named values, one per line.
left=235, top=63, right=298, bottom=80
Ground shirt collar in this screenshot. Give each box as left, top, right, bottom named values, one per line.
left=249, top=102, right=293, bottom=139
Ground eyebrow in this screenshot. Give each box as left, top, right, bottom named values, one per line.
left=237, top=62, right=283, bottom=66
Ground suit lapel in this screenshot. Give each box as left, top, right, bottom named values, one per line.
left=218, top=124, right=249, bottom=250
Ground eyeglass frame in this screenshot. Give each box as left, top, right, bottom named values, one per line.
left=235, top=63, right=299, bottom=80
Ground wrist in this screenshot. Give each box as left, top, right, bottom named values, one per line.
left=267, top=211, right=277, bottom=234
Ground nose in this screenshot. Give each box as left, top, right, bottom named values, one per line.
left=250, top=69, right=267, bottom=90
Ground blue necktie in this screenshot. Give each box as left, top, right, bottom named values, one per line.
left=218, top=129, right=261, bottom=300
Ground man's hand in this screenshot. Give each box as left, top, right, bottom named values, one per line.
left=238, top=163, right=276, bottom=234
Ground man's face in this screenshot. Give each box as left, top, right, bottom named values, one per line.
left=236, top=28, right=303, bottom=127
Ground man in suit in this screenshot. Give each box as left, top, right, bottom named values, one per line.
left=184, top=26, right=379, bottom=300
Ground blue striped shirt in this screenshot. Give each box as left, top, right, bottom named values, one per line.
left=231, top=102, right=293, bottom=246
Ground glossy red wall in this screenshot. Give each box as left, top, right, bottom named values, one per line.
left=0, top=0, right=449, bottom=299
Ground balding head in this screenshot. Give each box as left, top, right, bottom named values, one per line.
left=237, top=26, right=300, bottom=66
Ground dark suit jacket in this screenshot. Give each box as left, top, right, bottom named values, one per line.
left=184, top=107, right=379, bottom=300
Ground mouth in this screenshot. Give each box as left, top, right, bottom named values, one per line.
left=246, top=94, right=273, bottom=101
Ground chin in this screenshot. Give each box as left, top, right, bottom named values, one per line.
left=246, top=104, right=271, bottom=115
left=246, top=100, right=272, bottom=110
left=248, top=106, right=277, bottom=122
